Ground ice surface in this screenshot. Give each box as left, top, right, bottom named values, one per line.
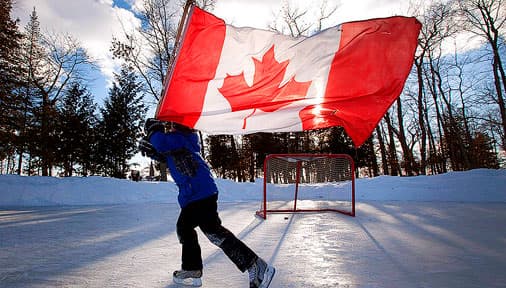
left=1, top=169, right=505, bottom=287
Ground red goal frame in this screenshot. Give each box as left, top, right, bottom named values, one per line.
left=256, top=153, right=355, bottom=219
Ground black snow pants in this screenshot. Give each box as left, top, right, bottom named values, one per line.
left=176, top=194, right=257, bottom=272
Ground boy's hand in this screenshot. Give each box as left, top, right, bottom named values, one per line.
left=144, top=118, right=165, bottom=138
left=138, top=137, right=164, bottom=162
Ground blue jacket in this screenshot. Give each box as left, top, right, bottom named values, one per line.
left=149, top=130, right=218, bottom=208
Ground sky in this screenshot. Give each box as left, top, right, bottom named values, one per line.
left=11, top=0, right=419, bottom=105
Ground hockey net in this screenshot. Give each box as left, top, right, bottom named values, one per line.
left=256, top=154, right=355, bottom=219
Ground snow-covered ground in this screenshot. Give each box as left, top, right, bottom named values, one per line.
left=1, top=169, right=505, bottom=287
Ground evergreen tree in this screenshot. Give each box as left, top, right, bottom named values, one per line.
left=206, top=135, right=235, bottom=179
left=0, top=0, right=23, bottom=105
left=239, top=134, right=256, bottom=182
left=362, top=135, right=379, bottom=177
left=246, top=133, right=285, bottom=173
left=97, top=65, right=146, bottom=178
left=469, top=131, right=499, bottom=169
left=442, top=111, right=471, bottom=171
left=0, top=0, right=24, bottom=172
left=317, top=127, right=355, bottom=155
left=55, top=82, right=97, bottom=176
left=18, top=9, right=53, bottom=175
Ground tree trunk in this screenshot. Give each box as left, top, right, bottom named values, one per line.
left=366, top=136, right=379, bottom=177
left=428, top=64, right=447, bottom=174
left=384, top=113, right=400, bottom=176
left=395, top=98, right=416, bottom=175
left=376, top=125, right=389, bottom=175
left=415, top=59, right=427, bottom=174
left=491, top=53, right=506, bottom=150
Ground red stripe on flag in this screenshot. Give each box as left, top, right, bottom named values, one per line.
left=300, top=17, right=421, bottom=146
left=156, top=7, right=226, bottom=127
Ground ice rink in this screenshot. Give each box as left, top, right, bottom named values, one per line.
left=1, top=201, right=505, bottom=288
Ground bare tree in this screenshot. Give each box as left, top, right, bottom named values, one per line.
left=111, top=0, right=216, bottom=104
left=459, top=0, right=506, bottom=149
left=411, top=0, right=458, bottom=174
left=111, top=0, right=177, bottom=104
left=270, top=0, right=339, bottom=37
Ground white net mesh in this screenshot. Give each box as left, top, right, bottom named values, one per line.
left=259, top=154, right=355, bottom=218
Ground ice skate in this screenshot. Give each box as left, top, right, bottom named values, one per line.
left=248, top=257, right=275, bottom=288
left=172, top=269, right=202, bottom=287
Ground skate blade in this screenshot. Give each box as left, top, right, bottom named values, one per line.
left=260, top=265, right=276, bottom=288
left=173, top=276, right=202, bottom=287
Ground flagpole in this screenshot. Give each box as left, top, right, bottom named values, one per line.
left=155, top=0, right=196, bottom=118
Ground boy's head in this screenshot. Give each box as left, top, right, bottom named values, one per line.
left=169, top=121, right=194, bottom=133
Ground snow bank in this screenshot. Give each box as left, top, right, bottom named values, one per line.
left=357, top=169, right=506, bottom=202
left=0, top=175, right=177, bottom=206
left=0, top=169, right=505, bottom=207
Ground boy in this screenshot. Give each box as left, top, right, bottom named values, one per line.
left=139, top=118, right=275, bottom=288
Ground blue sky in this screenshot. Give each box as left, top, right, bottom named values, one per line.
left=112, top=0, right=131, bottom=10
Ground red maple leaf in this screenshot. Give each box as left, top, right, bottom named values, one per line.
left=219, top=45, right=312, bottom=129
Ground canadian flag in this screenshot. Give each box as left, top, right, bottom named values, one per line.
left=156, top=6, right=421, bottom=147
